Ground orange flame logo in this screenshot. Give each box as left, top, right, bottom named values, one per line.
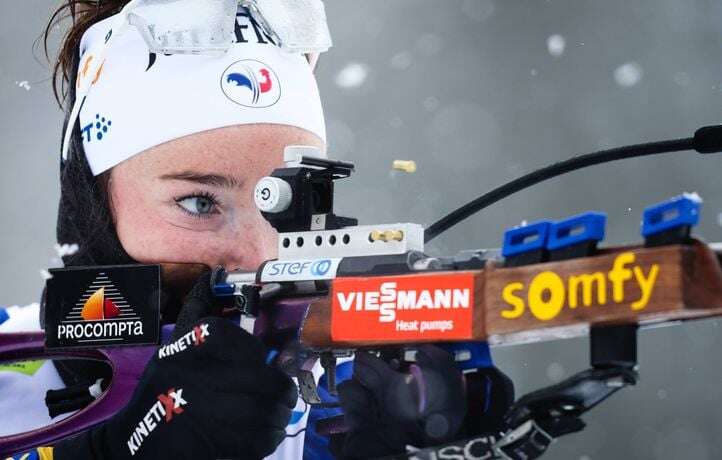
left=80, top=287, right=121, bottom=321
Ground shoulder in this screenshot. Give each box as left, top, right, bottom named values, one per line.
left=0, top=303, right=42, bottom=332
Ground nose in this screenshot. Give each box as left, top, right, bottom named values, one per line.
left=219, top=212, right=278, bottom=271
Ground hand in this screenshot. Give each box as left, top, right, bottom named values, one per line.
left=336, top=345, right=467, bottom=459
left=55, top=272, right=298, bottom=460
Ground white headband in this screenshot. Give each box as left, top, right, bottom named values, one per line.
left=75, top=9, right=326, bottom=176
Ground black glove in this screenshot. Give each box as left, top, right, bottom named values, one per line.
left=55, top=272, right=297, bottom=460
left=336, top=345, right=467, bottom=459
left=461, top=365, right=515, bottom=436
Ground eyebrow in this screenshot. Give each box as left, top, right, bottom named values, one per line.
left=159, top=171, right=244, bottom=189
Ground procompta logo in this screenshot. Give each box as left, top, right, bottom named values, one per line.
left=56, top=273, right=143, bottom=343
left=45, top=265, right=160, bottom=349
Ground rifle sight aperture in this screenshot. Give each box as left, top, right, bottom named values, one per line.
left=253, top=146, right=357, bottom=233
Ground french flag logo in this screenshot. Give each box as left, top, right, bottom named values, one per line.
left=221, top=60, right=281, bottom=108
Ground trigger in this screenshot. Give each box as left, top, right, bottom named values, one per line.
left=298, top=369, right=323, bottom=405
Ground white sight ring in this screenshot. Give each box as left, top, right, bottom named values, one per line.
left=255, top=177, right=293, bottom=213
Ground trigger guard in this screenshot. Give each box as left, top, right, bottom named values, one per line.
left=0, top=332, right=156, bottom=456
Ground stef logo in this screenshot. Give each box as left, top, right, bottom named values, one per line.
left=310, top=259, right=332, bottom=276
left=81, top=113, right=112, bottom=143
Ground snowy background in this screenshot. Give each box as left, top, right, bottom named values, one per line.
left=2, top=0, right=722, bottom=458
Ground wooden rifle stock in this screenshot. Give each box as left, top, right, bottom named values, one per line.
left=299, top=240, right=722, bottom=348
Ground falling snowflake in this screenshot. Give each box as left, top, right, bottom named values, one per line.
left=15, top=81, right=31, bottom=91
left=461, top=0, right=495, bottom=22
left=614, top=62, right=643, bottom=87
left=423, top=96, right=439, bottom=112
left=416, top=33, right=444, bottom=56
left=547, top=34, right=566, bottom=57
left=335, top=63, right=368, bottom=89
left=54, top=243, right=80, bottom=258
left=390, top=51, right=413, bottom=70
left=683, top=191, right=703, bottom=203
left=546, top=362, right=565, bottom=382
left=673, top=71, right=691, bottom=87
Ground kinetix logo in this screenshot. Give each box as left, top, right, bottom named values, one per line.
left=127, top=388, right=187, bottom=456
left=158, top=324, right=210, bottom=359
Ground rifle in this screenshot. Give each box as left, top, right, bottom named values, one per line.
left=1, top=126, right=722, bottom=458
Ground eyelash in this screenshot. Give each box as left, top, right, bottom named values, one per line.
left=174, top=191, right=220, bottom=219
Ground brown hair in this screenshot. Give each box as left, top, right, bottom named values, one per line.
left=43, top=0, right=129, bottom=107
left=43, top=1, right=322, bottom=107
left=41, top=2, right=136, bottom=269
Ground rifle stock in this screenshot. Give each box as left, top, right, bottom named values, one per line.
left=298, top=240, right=722, bottom=348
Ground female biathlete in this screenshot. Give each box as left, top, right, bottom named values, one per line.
left=1, top=1, right=513, bottom=458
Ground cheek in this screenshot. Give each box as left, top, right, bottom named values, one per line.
left=108, top=171, right=213, bottom=265
left=116, top=220, right=200, bottom=264
left=112, top=191, right=211, bottom=264
left=117, top=218, right=277, bottom=268
left=111, top=184, right=180, bottom=263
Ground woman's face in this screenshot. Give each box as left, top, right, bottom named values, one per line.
left=108, top=123, right=325, bottom=271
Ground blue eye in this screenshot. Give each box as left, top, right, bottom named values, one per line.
left=175, top=194, right=218, bottom=217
